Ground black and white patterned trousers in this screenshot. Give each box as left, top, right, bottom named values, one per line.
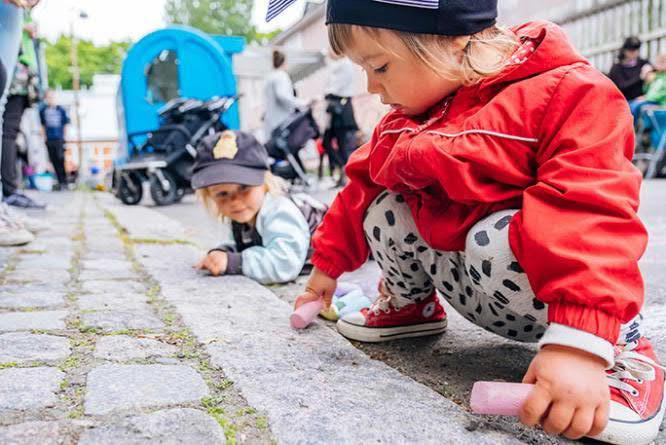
left=364, top=191, right=642, bottom=344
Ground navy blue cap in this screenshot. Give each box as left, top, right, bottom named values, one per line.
left=326, top=0, right=498, bottom=36
left=192, top=130, right=269, bottom=189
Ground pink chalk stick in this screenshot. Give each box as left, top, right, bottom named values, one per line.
left=290, top=299, right=325, bottom=329
left=470, top=382, right=534, bottom=417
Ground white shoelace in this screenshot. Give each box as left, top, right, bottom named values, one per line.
left=607, top=342, right=666, bottom=397
left=369, top=291, right=413, bottom=315
left=370, top=292, right=395, bottom=315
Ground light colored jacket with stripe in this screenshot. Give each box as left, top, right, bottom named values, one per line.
left=215, top=194, right=310, bottom=285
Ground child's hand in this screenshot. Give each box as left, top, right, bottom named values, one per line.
left=195, top=251, right=228, bottom=276
left=294, top=267, right=337, bottom=309
left=519, top=345, right=609, bottom=440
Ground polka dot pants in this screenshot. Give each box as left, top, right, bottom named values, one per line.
left=364, top=191, right=642, bottom=344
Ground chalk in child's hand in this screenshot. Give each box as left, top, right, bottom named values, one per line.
left=290, top=299, right=325, bottom=329
left=470, top=382, right=534, bottom=417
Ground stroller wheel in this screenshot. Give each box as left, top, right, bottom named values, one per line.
left=117, top=171, right=143, bottom=205
left=149, top=170, right=178, bottom=206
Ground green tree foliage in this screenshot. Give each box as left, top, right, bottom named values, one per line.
left=164, top=0, right=281, bottom=43
left=44, top=36, right=131, bottom=90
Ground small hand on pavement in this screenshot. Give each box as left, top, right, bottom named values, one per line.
left=195, top=251, right=228, bottom=276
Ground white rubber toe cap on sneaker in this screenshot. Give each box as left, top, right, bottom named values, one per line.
left=608, top=400, right=642, bottom=422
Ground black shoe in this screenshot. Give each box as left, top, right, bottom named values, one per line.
left=3, top=193, right=46, bottom=209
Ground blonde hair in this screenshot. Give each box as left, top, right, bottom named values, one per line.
left=195, top=172, right=285, bottom=221
left=328, top=24, right=519, bottom=86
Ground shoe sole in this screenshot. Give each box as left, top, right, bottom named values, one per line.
left=589, top=380, right=666, bottom=445
left=336, top=318, right=447, bottom=343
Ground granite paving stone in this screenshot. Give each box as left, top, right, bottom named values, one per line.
left=79, top=269, right=138, bottom=281
left=0, top=333, right=70, bottom=363
left=94, top=335, right=178, bottom=361
left=80, top=280, right=145, bottom=295
left=0, top=367, right=64, bottom=410
left=0, top=290, right=65, bottom=309
left=4, top=269, right=70, bottom=285
left=14, top=256, right=70, bottom=271
left=0, top=311, right=67, bottom=332
left=84, top=364, right=209, bottom=415
left=78, top=294, right=149, bottom=311
left=81, top=310, right=164, bottom=331
left=80, top=259, right=134, bottom=272
left=0, top=421, right=63, bottom=445
left=78, top=408, right=226, bottom=444
left=136, top=246, right=525, bottom=444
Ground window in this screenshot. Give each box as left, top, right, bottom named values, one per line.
left=145, top=50, right=180, bottom=104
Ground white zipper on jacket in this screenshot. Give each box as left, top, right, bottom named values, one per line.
left=427, top=129, right=539, bottom=143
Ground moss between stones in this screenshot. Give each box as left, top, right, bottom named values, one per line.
left=99, top=198, right=275, bottom=444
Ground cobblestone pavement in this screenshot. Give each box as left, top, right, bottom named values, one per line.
left=0, top=192, right=272, bottom=444
left=0, top=182, right=664, bottom=444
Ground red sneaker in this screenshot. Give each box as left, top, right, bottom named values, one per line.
left=336, top=291, right=447, bottom=342
left=590, top=337, right=665, bottom=445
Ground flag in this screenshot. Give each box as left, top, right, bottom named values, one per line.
left=266, top=0, right=300, bottom=22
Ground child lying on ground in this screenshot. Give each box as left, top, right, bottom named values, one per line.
left=193, top=130, right=310, bottom=284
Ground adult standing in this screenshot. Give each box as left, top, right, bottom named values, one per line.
left=0, top=0, right=40, bottom=245
left=2, top=6, right=43, bottom=208
left=39, top=90, right=69, bottom=190
left=322, top=49, right=358, bottom=187
left=609, top=36, right=653, bottom=101
left=263, top=49, right=306, bottom=142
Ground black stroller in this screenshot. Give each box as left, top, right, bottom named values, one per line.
left=113, top=96, right=237, bottom=206
left=266, top=108, right=320, bottom=187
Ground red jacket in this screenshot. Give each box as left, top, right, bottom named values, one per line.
left=311, top=21, right=647, bottom=345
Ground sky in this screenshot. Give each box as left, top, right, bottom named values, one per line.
left=32, top=0, right=308, bottom=45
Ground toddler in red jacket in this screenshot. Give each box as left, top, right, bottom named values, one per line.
left=288, top=1, right=663, bottom=444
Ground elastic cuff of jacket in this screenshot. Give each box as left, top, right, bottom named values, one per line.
left=225, top=252, right=243, bottom=275
left=539, top=323, right=615, bottom=369
left=547, top=302, right=621, bottom=346
left=311, top=252, right=344, bottom=279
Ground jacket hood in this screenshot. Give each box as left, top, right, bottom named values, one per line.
left=479, top=21, right=589, bottom=91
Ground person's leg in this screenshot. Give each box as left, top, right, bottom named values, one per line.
left=0, top=4, right=23, bottom=197
left=1, top=95, right=27, bottom=197
left=461, top=209, right=645, bottom=343
left=0, top=5, right=34, bottom=245
left=322, top=128, right=339, bottom=178
left=53, top=140, right=68, bottom=186
left=46, top=139, right=58, bottom=175
left=630, top=100, right=659, bottom=128
left=336, top=191, right=450, bottom=342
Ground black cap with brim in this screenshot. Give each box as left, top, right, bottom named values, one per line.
left=191, top=163, right=266, bottom=189
left=326, top=0, right=498, bottom=36
left=191, top=130, right=270, bottom=190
